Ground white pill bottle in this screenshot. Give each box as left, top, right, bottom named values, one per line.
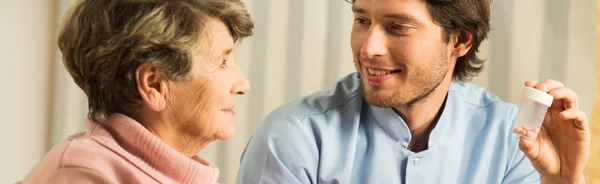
left=512, top=87, right=554, bottom=139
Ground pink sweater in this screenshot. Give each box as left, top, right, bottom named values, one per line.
left=19, top=114, right=219, bottom=184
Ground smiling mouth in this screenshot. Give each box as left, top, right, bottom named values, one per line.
left=363, top=66, right=402, bottom=84
left=367, top=68, right=402, bottom=76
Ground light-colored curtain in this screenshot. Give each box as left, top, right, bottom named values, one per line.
left=50, top=0, right=89, bottom=148
left=0, top=0, right=58, bottom=183
left=50, top=0, right=596, bottom=184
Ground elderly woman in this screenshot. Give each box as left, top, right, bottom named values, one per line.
left=20, top=0, right=252, bottom=183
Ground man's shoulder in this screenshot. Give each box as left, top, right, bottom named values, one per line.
left=447, top=83, right=523, bottom=163
left=253, top=73, right=363, bottom=141
left=447, top=82, right=520, bottom=144
left=270, top=72, right=363, bottom=122
left=449, top=82, right=516, bottom=110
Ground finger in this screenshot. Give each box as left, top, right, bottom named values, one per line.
left=548, top=87, right=578, bottom=109
left=525, top=80, right=540, bottom=88
left=560, top=109, right=589, bottom=130
left=518, top=136, right=539, bottom=160
left=535, top=79, right=564, bottom=93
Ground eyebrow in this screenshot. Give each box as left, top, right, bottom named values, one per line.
left=220, top=48, right=233, bottom=57
left=352, top=6, right=420, bottom=23
left=352, top=6, right=366, bottom=14
left=383, top=13, right=419, bottom=23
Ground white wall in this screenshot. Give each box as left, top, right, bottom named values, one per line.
left=0, top=0, right=56, bottom=183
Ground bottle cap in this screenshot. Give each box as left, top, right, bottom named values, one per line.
left=522, top=87, right=554, bottom=107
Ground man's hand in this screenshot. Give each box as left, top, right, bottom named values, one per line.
left=518, top=79, right=590, bottom=184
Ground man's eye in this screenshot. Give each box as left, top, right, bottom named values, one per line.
left=354, top=18, right=370, bottom=25
left=391, top=24, right=407, bottom=31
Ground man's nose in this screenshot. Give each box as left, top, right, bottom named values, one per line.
left=360, top=26, right=388, bottom=58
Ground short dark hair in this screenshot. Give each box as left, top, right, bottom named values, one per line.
left=346, top=0, right=491, bottom=82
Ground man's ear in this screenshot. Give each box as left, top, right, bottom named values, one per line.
left=452, top=29, right=474, bottom=57
left=135, top=63, right=167, bottom=112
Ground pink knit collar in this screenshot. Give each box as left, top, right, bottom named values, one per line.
left=85, top=113, right=219, bottom=183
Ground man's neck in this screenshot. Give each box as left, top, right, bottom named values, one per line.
left=393, top=78, right=452, bottom=152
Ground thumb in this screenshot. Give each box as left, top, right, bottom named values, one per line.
left=518, top=136, right=539, bottom=160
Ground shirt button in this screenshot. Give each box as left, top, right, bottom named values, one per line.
left=413, top=158, right=420, bottom=166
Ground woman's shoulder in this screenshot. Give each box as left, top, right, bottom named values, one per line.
left=20, top=132, right=141, bottom=183
left=59, top=132, right=123, bottom=167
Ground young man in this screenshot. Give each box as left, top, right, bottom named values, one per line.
left=237, top=0, right=590, bottom=183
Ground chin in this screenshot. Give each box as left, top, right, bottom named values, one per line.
left=362, top=83, right=412, bottom=107
left=215, top=124, right=234, bottom=140
left=216, top=134, right=233, bottom=140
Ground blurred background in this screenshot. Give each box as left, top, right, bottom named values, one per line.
left=1, top=0, right=598, bottom=183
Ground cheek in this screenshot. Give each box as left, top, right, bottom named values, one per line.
left=213, top=73, right=232, bottom=98
left=389, top=43, right=415, bottom=63
left=350, top=32, right=365, bottom=54
left=179, top=78, right=217, bottom=118
left=395, top=37, right=441, bottom=64
left=166, top=85, right=189, bottom=112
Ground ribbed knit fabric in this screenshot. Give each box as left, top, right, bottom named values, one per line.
left=19, top=113, right=219, bottom=184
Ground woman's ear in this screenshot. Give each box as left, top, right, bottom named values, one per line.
left=135, top=63, right=167, bottom=112
left=452, top=29, right=474, bottom=57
